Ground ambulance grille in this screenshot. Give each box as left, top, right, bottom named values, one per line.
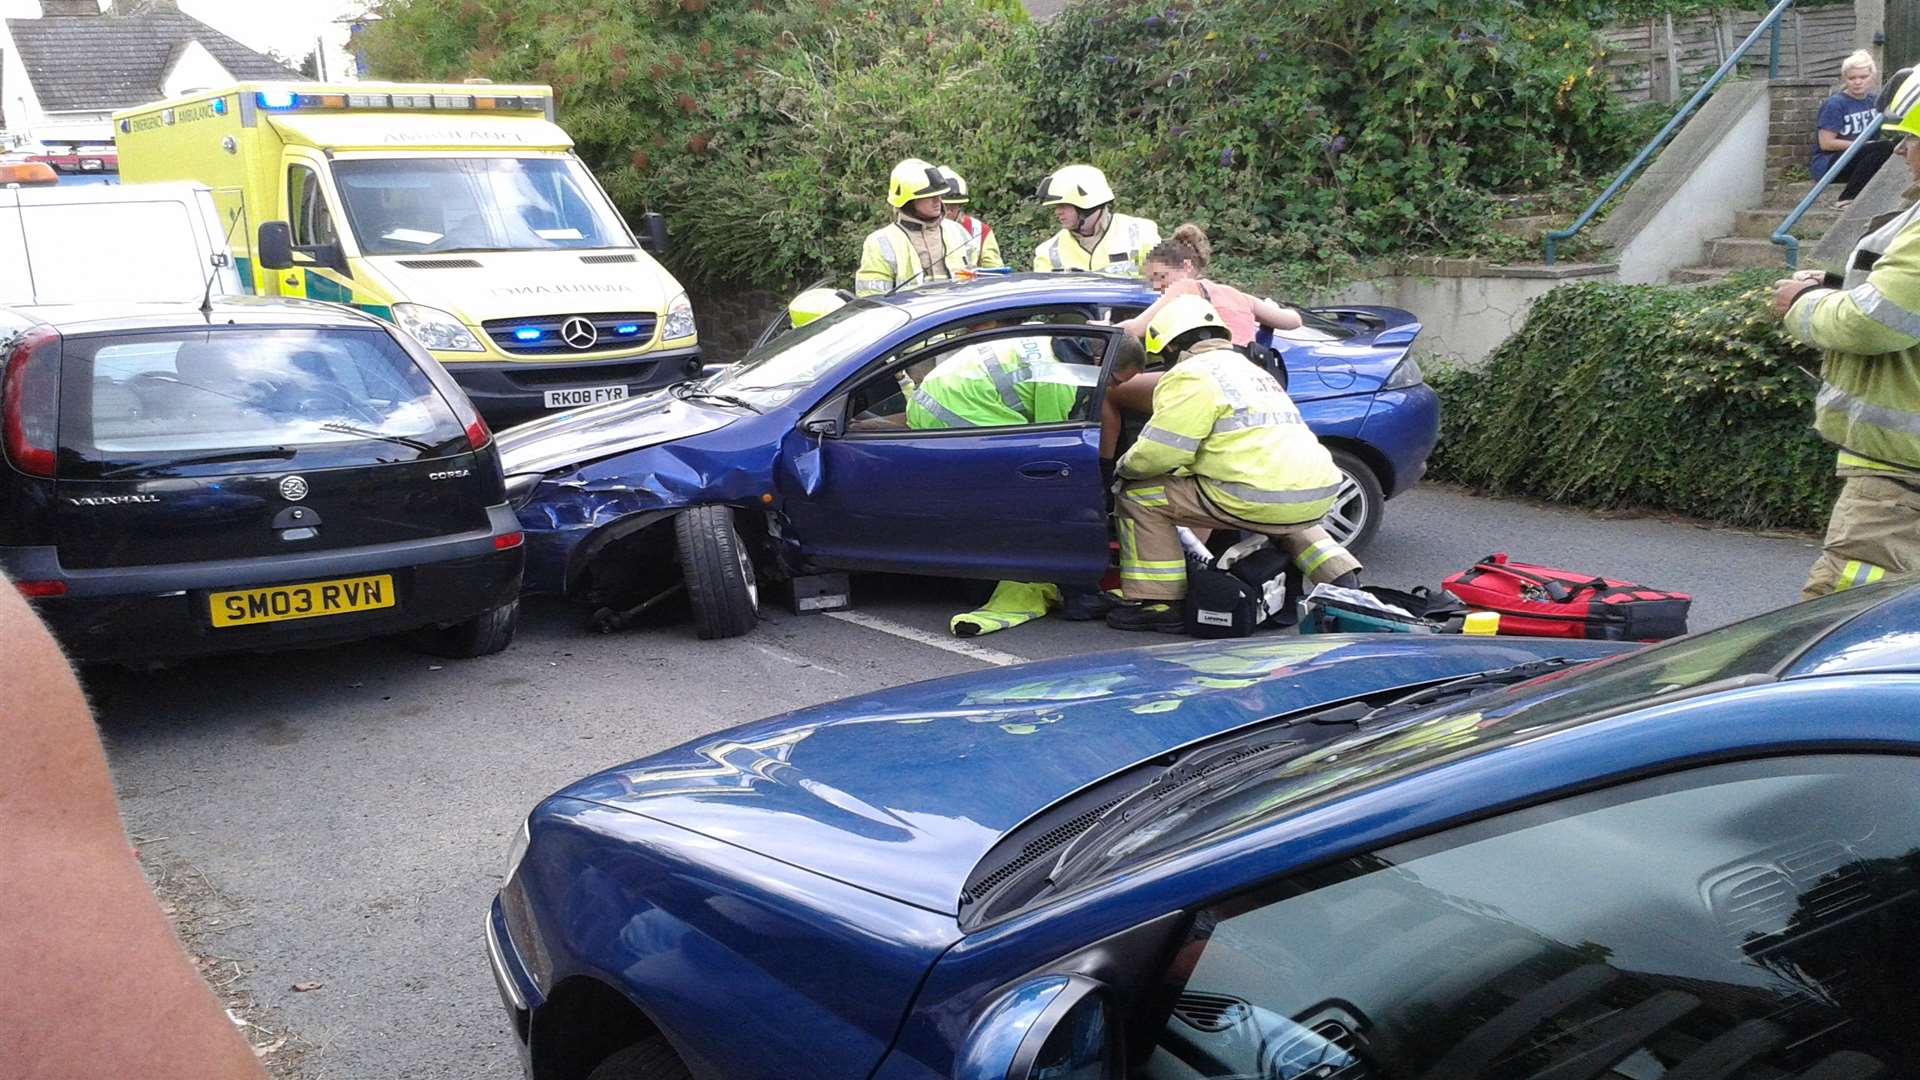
left=398, top=259, right=483, bottom=269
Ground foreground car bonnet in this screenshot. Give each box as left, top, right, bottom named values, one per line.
left=497, top=388, right=738, bottom=477
left=558, top=635, right=1623, bottom=913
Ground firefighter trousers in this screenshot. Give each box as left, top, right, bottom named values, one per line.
left=1117, top=475, right=1361, bottom=602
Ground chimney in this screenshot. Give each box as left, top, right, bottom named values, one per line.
left=40, top=1, right=104, bottom=15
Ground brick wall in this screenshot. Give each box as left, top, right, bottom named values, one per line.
left=1769, top=77, right=1833, bottom=186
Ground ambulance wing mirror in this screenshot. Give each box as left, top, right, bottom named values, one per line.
left=257, top=221, right=295, bottom=270
left=639, top=212, right=669, bottom=256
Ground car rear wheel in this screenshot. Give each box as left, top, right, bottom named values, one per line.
left=407, top=599, right=519, bottom=658
left=1325, top=450, right=1384, bottom=552
left=587, top=1036, right=694, bottom=1080
left=675, top=505, right=759, bottom=640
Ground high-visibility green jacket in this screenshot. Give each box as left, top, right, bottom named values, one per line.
left=906, top=338, right=1095, bottom=429
left=955, top=213, right=1003, bottom=270
left=855, top=217, right=974, bottom=296
left=1116, top=341, right=1341, bottom=525
left=1785, top=211, right=1920, bottom=476
left=1032, top=212, right=1161, bottom=277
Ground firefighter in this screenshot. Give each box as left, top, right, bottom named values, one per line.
left=855, top=158, right=976, bottom=296
left=1031, top=164, right=1161, bottom=276
left=1107, top=296, right=1360, bottom=633
left=1772, top=66, right=1920, bottom=599
left=937, top=166, right=1003, bottom=270
left=906, top=333, right=1125, bottom=430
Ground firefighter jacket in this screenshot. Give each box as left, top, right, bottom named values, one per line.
left=1785, top=205, right=1920, bottom=477
left=1115, top=340, right=1342, bottom=525
left=955, top=213, right=1004, bottom=270
left=855, top=216, right=975, bottom=296
left=1032, top=212, right=1161, bottom=277
left=906, top=337, right=1096, bottom=429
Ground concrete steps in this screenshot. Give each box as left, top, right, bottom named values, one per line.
left=1733, top=206, right=1837, bottom=239
left=1666, top=178, right=1839, bottom=284
left=1704, top=235, right=1791, bottom=268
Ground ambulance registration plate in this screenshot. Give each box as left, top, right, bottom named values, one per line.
left=208, top=574, right=396, bottom=628
left=544, top=384, right=628, bottom=409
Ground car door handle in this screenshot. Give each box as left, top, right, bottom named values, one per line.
left=1019, top=461, right=1072, bottom=479
left=283, top=274, right=300, bottom=285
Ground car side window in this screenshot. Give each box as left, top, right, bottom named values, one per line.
left=288, top=164, right=338, bottom=248
left=1136, top=755, right=1920, bottom=1080
left=845, top=330, right=1108, bottom=433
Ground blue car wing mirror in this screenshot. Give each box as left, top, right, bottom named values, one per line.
left=954, top=974, right=1119, bottom=1080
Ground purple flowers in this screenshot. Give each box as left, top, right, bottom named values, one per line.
left=1143, top=14, right=1161, bottom=26
left=1170, top=123, right=1187, bottom=137
left=1219, top=147, right=1235, bottom=166
left=1257, top=49, right=1270, bottom=61
left=1101, top=54, right=1118, bottom=63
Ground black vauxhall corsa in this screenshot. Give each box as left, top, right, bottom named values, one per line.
left=0, top=297, right=524, bottom=662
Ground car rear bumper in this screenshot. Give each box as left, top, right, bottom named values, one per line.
left=444, top=346, right=704, bottom=425
left=4, top=504, right=525, bottom=663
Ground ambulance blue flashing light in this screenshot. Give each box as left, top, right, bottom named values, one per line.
left=514, top=327, right=543, bottom=342
left=211, top=97, right=228, bottom=115
left=615, top=323, right=640, bottom=335
left=256, top=89, right=298, bottom=110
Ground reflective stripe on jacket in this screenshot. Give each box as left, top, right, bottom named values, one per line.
left=855, top=218, right=975, bottom=296
left=1114, top=340, right=1340, bottom=525
left=1785, top=208, right=1920, bottom=474
left=957, top=214, right=1003, bottom=270
left=905, top=338, right=1096, bottom=429
left=1032, top=213, right=1161, bottom=277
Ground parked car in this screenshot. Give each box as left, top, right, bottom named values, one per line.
left=490, top=580, right=1920, bottom=1080
left=499, top=273, right=1435, bottom=637
left=0, top=298, right=524, bottom=662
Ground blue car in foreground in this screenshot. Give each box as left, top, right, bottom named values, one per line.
left=495, top=273, right=1434, bottom=637
left=490, top=580, right=1920, bottom=1080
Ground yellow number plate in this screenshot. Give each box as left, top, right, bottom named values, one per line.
left=208, top=574, right=396, bottom=628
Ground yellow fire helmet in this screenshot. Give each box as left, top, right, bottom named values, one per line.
left=1034, top=164, right=1115, bottom=210
left=888, top=158, right=951, bottom=208
left=1143, top=294, right=1229, bottom=358
left=1878, top=67, right=1920, bottom=139
left=938, top=166, right=971, bottom=205
left=788, top=287, right=850, bottom=329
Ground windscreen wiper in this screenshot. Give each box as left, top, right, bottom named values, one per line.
left=670, top=382, right=763, bottom=414
left=100, top=446, right=295, bottom=478
left=319, top=422, right=434, bottom=452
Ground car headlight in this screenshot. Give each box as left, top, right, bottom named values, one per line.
left=1382, top=355, right=1424, bottom=390
left=505, top=817, right=531, bottom=885
left=662, top=292, right=697, bottom=342
left=393, top=303, right=485, bottom=353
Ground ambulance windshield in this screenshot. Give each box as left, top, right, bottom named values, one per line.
left=331, top=157, right=632, bottom=255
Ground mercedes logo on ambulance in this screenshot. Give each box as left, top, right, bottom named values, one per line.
left=278, top=475, right=310, bottom=502
left=561, top=316, right=599, bottom=350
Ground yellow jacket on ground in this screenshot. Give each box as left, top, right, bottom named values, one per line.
left=1116, top=341, right=1341, bottom=525
left=856, top=218, right=975, bottom=296
left=1785, top=213, right=1920, bottom=478
left=1032, top=213, right=1160, bottom=276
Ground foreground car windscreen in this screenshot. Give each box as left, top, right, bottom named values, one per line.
left=59, top=327, right=471, bottom=477
left=701, top=301, right=909, bottom=410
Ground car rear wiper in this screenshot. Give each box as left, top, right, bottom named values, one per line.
left=670, top=382, right=762, bottom=414
left=319, top=422, right=434, bottom=452
left=99, top=446, right=295, bottom=478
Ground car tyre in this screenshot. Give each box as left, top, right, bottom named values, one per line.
left=675, top=505, right=759, bottom=640
left=1325, top=450, right=1385, bottom=552
left=586, top=1037, right=694, bottom=1080
left=408, top=599, right=519, bottom=658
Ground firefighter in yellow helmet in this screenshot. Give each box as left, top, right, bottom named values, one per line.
left=1107, top=295, right=1361, bottom=633
left=1032, top=164, right=1161, bottom=277
left=855, top=159, right=976, bottom=296
left=937, top=166, right=1003, bottom=270
left=1772, top=66, right=1920, bottom=598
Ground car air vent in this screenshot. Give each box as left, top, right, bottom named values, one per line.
left=1711, top=867, right=1797, bottom=941
left=1312, top=1020, right=1359, bottom=1057
left=1173, top=991, right=1251, bottom=1033
left=398, top=259, right=484, bottom=269
left=1708, top=841, right=1871, bottom=943
left=1782, top=842, right=1871, bottom=924
left=960, top=796, right=1122, bottom=905
left=580, top=253, right=637, bottom=264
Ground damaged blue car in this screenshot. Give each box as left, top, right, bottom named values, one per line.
left=496, top=273, right=1435, bottom=638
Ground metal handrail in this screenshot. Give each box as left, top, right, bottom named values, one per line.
left=1772, top=111, right=1885, bottom=271
left=1544, top=0, right=1795, bottom=264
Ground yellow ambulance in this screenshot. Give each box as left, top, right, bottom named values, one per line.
left=113, top=81, right=700, bottom=421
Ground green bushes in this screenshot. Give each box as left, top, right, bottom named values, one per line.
left=360, top=0, right=1660, bottom=291
left=1429, top=271, right=1839, bottom=530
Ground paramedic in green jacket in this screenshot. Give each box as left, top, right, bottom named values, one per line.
left=905, top=336, right=1110, bottom=429
left=1773, top=67, right=1920, bottom=599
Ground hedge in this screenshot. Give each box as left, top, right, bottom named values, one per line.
left=1428, top=270, right=1840, bottom=531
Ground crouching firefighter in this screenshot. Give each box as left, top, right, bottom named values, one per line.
left=1107, top=296, right=1361, bottom=633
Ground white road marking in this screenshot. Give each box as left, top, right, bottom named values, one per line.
left=750, top=642, right=846, bottom=678
left=824, top=610, right=1028, bottom=667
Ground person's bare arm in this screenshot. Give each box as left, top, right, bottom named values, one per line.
left=0, top=579, right=266, bottom=1080
left=1118, top=279, right=1203, bottom=338
left=1819, top=128, right=1852, bottom=152
left=1248, top=293, right=1304, bottom=331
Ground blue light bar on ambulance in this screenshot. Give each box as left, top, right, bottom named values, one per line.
left=513, top=327, right=543, bottom=342
left=253, top=89, right=546, bottom=113
left=615, top=324, right=640, bottom=335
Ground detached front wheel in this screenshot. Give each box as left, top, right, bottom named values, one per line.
left=674, top=505, right=760, bottom=639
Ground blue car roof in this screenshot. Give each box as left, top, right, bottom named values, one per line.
left=865, top=272, right=1156, bottom=320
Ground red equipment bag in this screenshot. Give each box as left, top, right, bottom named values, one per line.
left=1442, top=552, right=1691, bottom=642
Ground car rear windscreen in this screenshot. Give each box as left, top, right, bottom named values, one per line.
left=58, top=326, right=470, bottom=478
left=12, top=201, right=209, bottom=305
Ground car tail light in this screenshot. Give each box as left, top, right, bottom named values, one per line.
left=3, top=326, right=61, bottom=478
left=14, top=579, right=67, bottom=598
left=465, top=414, right=492, bottom=451
left=495, top=531, right=523, bottom=550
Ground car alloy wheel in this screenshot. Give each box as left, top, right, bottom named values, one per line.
left=1324, top=450, right=1384, bottom=551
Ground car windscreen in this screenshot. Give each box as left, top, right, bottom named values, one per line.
left=5, top=201, right=208, bottom=305
left=58, top=326, right=471, bottom=479
left=331, top=157, right=631, bottom=255
left=703, top=302, right=912, bottom=409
